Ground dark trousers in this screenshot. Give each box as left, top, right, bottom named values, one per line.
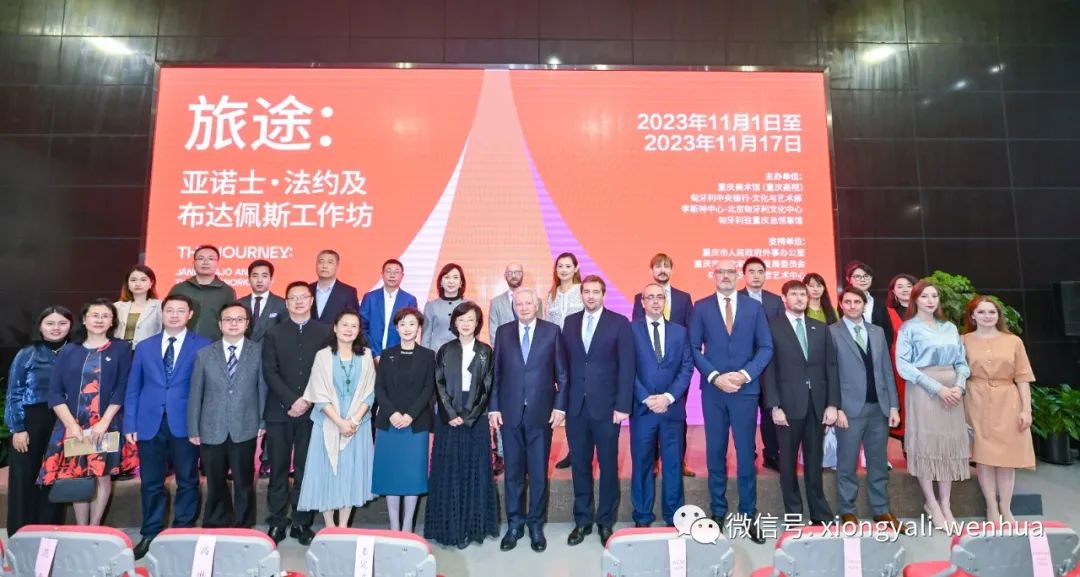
left=200, top=436, right=256, bottom=528
left=778, top=403, right=833, bottom=522
left=137, top=414, right=200, bottom=538
left=502, top=421, right=552, bottom=531
left=703, top=391, right=758, bottom=516
left=759, top=394, right=780, bottom=462
left=631, top=412, right=685, bottom=525
left=265, top=418, right=314, bottom=529
left=566, top=412, right=621, bottom=527
left=6, top=404, right=60, bottom=536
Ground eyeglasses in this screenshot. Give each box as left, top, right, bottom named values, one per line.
left=221, top=317, right=248, bottom=323
left=642, top=294, right=666, bottom=301
left=286, top=295, right=312, bottom=302
left=715, top=269, right=739, bottom=276
left=851, top=274, right=873, bottom=281
left=86, top=313, right=113, bottom=321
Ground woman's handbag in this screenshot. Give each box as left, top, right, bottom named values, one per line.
left=48, top=476, right=95, bottom=503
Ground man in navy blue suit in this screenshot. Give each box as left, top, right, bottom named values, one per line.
left=632, top=252, right=696, bottom=477
left=738, top=256, right=785, bottom=473
left=562, top=275, right=635, bottom=547
left=689, top=260, right=774, bottom=543
left=359, top=258, right=418, bottom=359
left=630, top=283, right=694, bottom=527
left=310, top=249, right=360, bottom=324
left=123, top=294, right=211, bottom=559
left=490, top=287, right=569, bottom=553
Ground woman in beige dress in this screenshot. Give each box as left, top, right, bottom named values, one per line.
left=962, top=296, right=1035, bottom=523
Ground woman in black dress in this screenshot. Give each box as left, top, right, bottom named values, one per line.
left=424, top=301, right=499, bottom=548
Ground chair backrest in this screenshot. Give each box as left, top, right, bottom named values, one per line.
left=306, top=528, right=437, bottom=577
left=770, top=526, right=905, bottom=577
left=5, top=525, right=138, bottom=577
left=946, top=521, right=1080, bottom=577
left=145, top=528, right=281, bottom=577
left=601, top=528, right=736, bottom=577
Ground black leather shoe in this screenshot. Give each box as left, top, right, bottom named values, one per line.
left=258, top=463, right=271, bottom=478
left=296, top=525, right=316, bottom=546
left=747, top=517, right=766, bottom=544
left=529, top=525, right=547, bottom=552
left=133, top=538, right=152, bottom=560
left=500, top=526, right=524, bottom=551
left=555, top=454, right=571, bottom=469
left=567, top=524, right=592, bottom=546
left=634, top=521, right=651, bottom=528
left=762, top=457, right=780, bottom=472
left=598, top=525, right=614, bottom=546
left=268, top=525, right=288, bottom=544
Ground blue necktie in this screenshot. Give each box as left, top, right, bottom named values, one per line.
left=163, top=336, right=176, bottom=380
left=584, top=314, right=595, bottom=353
left=227, top=345, right=238, bottom=378
left=521, top=325, right=531, bottom=363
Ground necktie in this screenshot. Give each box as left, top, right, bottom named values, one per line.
left=663, top=290, right=671, bottom=321
left=651, top=321, right=663, bottom=362
left=227, top=345, right=238, bottom=378
left=795, top=318, right=808, bottom=359
left=163, top=336, right=176, bottom=380
left=511, top=293, right=518, bottom=321
left=724, top=297, right=734, bottom=334
left=252, top=296, right=263, bottom=327
left=521, top=325, right=531, bottom=363
left=584, top=314, right=595, bottom=353
left=854, top=324, right=867, bottom=352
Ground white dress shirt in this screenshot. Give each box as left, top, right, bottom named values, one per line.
left=785, top=310, right=806, bottom=334
left=643, top=316, right=676, bottom=405
left=222, top=338, right=244, bottom=360
left=161, top=328, right=188, bottom=358
left=863, top=293, right=875, bottom=324
left=382, top=288, right=398, bottom=350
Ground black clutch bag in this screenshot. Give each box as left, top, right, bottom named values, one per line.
left=48, top=477, right=96, bottom=503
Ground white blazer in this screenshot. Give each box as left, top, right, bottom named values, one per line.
left=113, top=299, right=163, bottom=346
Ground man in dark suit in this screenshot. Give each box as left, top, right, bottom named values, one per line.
left=261, top=281, right=332, bottom=545
left=359, top=258, right=418, bottom=359
left=830, top=286, right=903, bottom=531
left=632, top=253, right=696, bottom=478
left=490, top=287, right=569, bottom=553
left=187, top=302, right=266, bottom=529
left=738, top=256, right=784, bottom=472
left=562, top=276, right=635, bottom=546
left=689, top=260, right=773, bottom=543
left=123, top=294, right=211, bottom=559
left=240, top=259, right=287, bottom=343
left=762, top=280, right=840, bottom=525
left=630, top=283, right=694, bottom=527
left=843, top=261, right=892, bottom=347
left=310, top=249, right=360, bottom=325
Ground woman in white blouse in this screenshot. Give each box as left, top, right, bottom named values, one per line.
left=113, top=265, right=162, bottom=347
left=544, top=252, right=583, bottom=329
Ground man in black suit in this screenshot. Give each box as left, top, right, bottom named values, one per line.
left=261, top=281, right=332, bottom=545
left=240, top=260, right=287, bottom=343
left=490, top=287, right=569, bottom=553
left=562, top=276, right=635, bottom=547
left=310, top=249, right=360, bottom=324
left=843, top=261, right=892, bottom=347
left=738, top=256, right=784, bottom=472
left=762, top=280, right=840, bottom=525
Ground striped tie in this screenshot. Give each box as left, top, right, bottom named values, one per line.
left=227, top=345, right=238, bottom=379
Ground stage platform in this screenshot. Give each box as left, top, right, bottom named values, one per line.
left=0, top=426, right=1009, bottom=528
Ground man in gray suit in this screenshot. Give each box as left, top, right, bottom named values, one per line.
left=240, top=259, right=287, bottom=343
left=188, top=302, right=266, bottom=528
left=829, top=286, right=903, bottom=532
left=489, top=262, right=544, bottom=345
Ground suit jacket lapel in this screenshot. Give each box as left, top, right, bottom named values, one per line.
left=777, top=317, right=805, bottom=364
left=835, top=323, right=862, bottom=358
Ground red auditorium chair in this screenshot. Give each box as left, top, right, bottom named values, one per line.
left=3, top=525, right=146, bottom=577
left=903, top=521, right=1080, bottom=577
left=601, top=527, right=736, bottom=577
left=145, top=528, right=286, bottom=577
left=305, top=528, right=439, bottom=577
left=750, top=525, right=905, bottom=577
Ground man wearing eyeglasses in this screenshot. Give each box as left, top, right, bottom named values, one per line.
left=168, top=245, right=237, bottom=340
left=689, top=260, right=774, bottom=543
left=260, top=281, right=332, bottom=545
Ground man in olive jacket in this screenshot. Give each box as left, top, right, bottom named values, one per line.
left=169, top=245, right=236, bottom=340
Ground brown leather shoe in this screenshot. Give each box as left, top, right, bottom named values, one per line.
left=873, top=512, right=907, bottom=534
left=840, top=513, right=859, bottom=526
left=682, top=462, right=696, bottom=478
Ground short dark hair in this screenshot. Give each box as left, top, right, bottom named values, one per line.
left=73, top=298, right=119, bottom=343
left=436, top=263, right=467, bottom=300
left=838, top=285, right=867, bottom=303
left=743, top=257, right=766, bottom=273
left=120, top=264, right=158, bottom=302
left=382, top=258, right=404, bottom=272
left=317, top=249, right=340, bottom=262
left=392, top=306, right=424, bottom=328
left=781, top=280, right=807, bottom=296
left=193, top=245, right=220, bottom=259
left=285, top=281, right=313, bottom=297
left=328, top=308, right=369, bottom=356
left=33, top=305, right=74, bottom=344
left=844, top=260, right=873, bottom=282
left=161, top=293, right=195, bottom=311
left=218, top=301, right=249, bottom=321
left=248, top=259, right=274, bottom=277
left=580, top=274, right=607, bottom=294
left=449, top=301, right=484, bottom=337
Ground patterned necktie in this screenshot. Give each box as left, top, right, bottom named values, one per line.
left=795, top=317, right=808, bottom=359
left=227, top=345, right=238, bottom=378
left=651, top=321, right=663, bottom=363
left=163, top=336, right=176, bottom=380
left=724, top=297, right=734, bottom=334
left=584, top=314, right=595, bottom=353
left=521, top=325, right=531, bottom=363
left=854, top=324, right=867, bottom=352
left=252, top=296, right=263, bottom=328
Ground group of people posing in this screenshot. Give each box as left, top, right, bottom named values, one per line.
left=4, top=247, right=1036, bottom=554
